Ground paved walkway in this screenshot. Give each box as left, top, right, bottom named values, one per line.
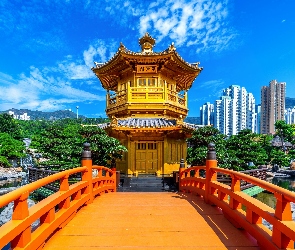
left=43, top=192, right=260, bottom=250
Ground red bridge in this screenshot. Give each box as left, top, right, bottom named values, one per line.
left=0, top=144, right=294, bottom=249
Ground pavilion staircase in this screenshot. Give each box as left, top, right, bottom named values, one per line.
left=118, top=174, right=175, bottom=192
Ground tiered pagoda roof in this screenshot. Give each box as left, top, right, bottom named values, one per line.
left=92, top=33, right=203, bottom=91
left=97, top=118, right=203, bottom=132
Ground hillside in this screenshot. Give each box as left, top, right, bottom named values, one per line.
left=286, top=97, right=295, bottom=109
left=0, top=108, right=86, bottom=120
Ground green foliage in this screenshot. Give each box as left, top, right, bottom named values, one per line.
left=187, top=128, right=269, bottom=171
left=275, top=120, right=294, bottom=142
left=0, top=156, right=10, bottom=168
left=17, top=117, right=109, bottom=139
left=79, top=126, right=126, bottom=167
left=187, top=126, right=228, bottom=167
left=288, top=149, right=295, bottom=161
left=258, top=134, right=273, bottom=164
left=226, top=129, right=268, bottom=170
left=0, top=113, right=23, bottom=140
left=30, top=122, right=84, bottom=170
left=30, top=122, right=126, bottom=170
left=270, top=148, right=290, bottom=167
left=18, top=119, right=51, bottom=138
left=0, top=133, right=26, bottom=167
left=82, top=117, right=110, bottom=125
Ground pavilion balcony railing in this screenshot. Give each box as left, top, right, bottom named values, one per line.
left=106, top=87, right=187, bottom=110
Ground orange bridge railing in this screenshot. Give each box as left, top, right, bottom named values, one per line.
left=0, top=143, right=116, bottom=250
left=179, top=143, right=295, bottom=250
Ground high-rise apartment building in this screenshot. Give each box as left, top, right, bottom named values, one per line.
left=214, top=85, right=256, bottom=136
left=200, top=102, right=214, bottom=125
left=260, top=80, right=286, bottom=134
left=254, top=104, right=261, bottom=134
left=285, top=107, right=295, bottom=124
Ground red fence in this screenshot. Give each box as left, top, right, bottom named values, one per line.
left=0, top=143, right=116, bottom=250
left=179, top=147, right=295, bottom=250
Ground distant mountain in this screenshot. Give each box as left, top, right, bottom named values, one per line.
left=0, top=108, right=86, bottom=120
left=286, top=97, right=295, bottom=109
left=185, top=117, right=201, bottom=125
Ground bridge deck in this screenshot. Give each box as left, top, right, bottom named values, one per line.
left=43, top=192, right=259, bottom=250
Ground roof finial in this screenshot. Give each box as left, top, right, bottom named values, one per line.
left=168, top=42, right=176, bottom=52
left=139, top=33, right=156, bottom=53
left=118, top=42, right=127, bottom=52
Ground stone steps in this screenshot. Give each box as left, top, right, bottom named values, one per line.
left=118, top=175, right=174, bottom=192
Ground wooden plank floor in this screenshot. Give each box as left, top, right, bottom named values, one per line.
left=43, top=192, right=260, bottom=250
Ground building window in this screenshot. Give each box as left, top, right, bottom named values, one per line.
left=137, top=78, right=157, bottom=87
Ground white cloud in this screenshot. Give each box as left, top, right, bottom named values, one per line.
left=83, top=39, right=118, bottom=67
left=0, top=39, right=118, bottom=111
left=139, top=0, right=236, bottom=53
left=198, top=79, right=225, bottom=89
left=193, top=79, right=225, bottom=101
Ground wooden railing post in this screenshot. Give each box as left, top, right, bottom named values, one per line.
left=81, top=142, right=93, bottom=203
left=111, top=166, right=117, bottom=192
left=272, top=193, right=293, bottom=248
left=59, top=174, right=70, bottom=209
left=179, top=159, right=185, bottom=192
left=229, top=175, right=241, bottom=210
left=205, top=143, right=217, bottom=204
left=11, top=191, right=31, bottom=248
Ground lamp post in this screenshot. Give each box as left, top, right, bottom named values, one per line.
left=76, top=106, right=79, bottom=119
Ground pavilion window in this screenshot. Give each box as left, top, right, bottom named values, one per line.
left=137, top=143, right=146, bottom=150
left=137, top=78, right=158, bottom=87
left=138, top=79, right=146, bottom=86
left=148, top=78, right=156, bottom=87
left=148, top=143, right=157, bottom=149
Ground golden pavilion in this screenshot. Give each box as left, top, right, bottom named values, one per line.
left=92, top=33, right=203, bottom=175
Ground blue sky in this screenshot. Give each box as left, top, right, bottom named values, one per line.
left=0, top=0, right=294, bottom=118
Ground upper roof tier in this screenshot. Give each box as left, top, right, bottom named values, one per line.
left=92, top=33, right=203, bottom=91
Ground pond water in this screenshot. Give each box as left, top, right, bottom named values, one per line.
left=255, top=176, right=295, bottom=208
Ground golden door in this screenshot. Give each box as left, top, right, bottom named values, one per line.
left=135, top=142, right=158, bottom=173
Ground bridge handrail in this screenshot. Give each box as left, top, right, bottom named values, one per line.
left=210, top=167, right=295, bottom=203
left=181, top=166, right=295, bottom=201
left=179, top=150, right=295, bottom=250
left=0, top=144, right=117, bottom=250
left=0, top=167, right=87, bottom=208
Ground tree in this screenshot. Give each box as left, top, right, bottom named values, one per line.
left=18, top=119, right=51, bottom=138
left=0, top=114, right=22, bottom=140
left=273, top=120, right=294, bottom=166
left=79, top=126, right=127, bottom=167
left=258, top=134, right=273, bottom=165
left=0, top=133, right=26, bottom=167
left=270, top=148, right=290, bottom=167
left=30, top=123, right=84, bottom=170
left=226, top=129, right=268, bottom=170
left=187, top=126, right=232, bottom=168
left=187, top=127, right=269, bottom=171
left=30, top=122, right=127, bottom=170
left=275, top=120, right=294, bottom=143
